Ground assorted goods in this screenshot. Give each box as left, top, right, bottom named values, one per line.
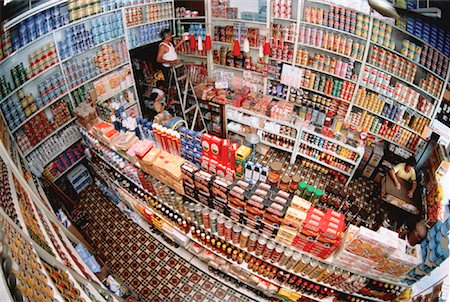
left=1, top=72, right=67, bottom=130
left=14, top=100, right=74, bottom=154
left=43, top=142, right=85, bottom=181
left=58, top=12, right=124, bottom=60
left=127, top=20, right=172, bottom=49
left=124, top=2, right=172, bottom=27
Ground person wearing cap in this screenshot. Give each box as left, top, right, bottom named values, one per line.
left=388, top=156, right=417, bottom=198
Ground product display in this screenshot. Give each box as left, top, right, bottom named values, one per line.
left=1, top=1, right=450, bottom=301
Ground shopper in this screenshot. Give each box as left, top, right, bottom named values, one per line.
left=388, top=156, right=417, bottom=198
left=156, top=28, right=183, bottom=87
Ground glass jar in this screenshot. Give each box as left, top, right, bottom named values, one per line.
left=268, top=162, right=283, bottom=185
left=297, top=181, right=307, bottom=197
left=304, top=185, right=315, bottom=201
left=279, top=175, right=291, bottom=191
left=290, top=175, right=301, bottom=192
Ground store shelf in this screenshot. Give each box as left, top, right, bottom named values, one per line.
left=227, top=105, right=299, bottom=129
left=68, top=61, right=130, bottom=92
left=178, top=53, right=207, bottom=59
left=370, top=41, right=446, bottom=81
left=297, top=42, right=363, bottom=62
left=0, top=62, right=60, bottom=104
left=227, top=118, right=296, bottom=140
left=269, top=57, right=293, bottom=65
left=366, top=129, right=416, bottom=153
left=260, top=139, right=294, bottom=153
left=126, top=17, right=173, bottom=29
left=56, top=8, right=123, bottom=32
left=387, top=21, right=449, bottom=60
left=174, top=16, right=206, bottom=20
left=306, top=0, right=370, bottom=16
left=213, top=41, right=260, bottom=50
left=0, top=31, right=54, bottom=65
left=60, top=35, right=125, bottom=64
left=297, top=85, right=352, bottom=104
left=359, top=83, right=432, bottom=119
left=299, top=139, right=358, bottom=165
left=128, top=38, right=160, bottom=50
left=213, top=63, right=264, bottom=76
left=97, top=82, right=135, bottom=103
left=365, top=63, right=440, bottom=100
left=351, top=103, right=424, bottom=137
left=301, top=127, right=361, bottom=153
left=294, top=63, right=357, bottom=83
left=211, top=18, right=267, bottom=25
left=271, top=17, right=298, bottom=22
left=125, top=0, right=173, bottom=9
left=299, top=21, right=367, bottom=40
left=23, top=117, right=77, bottom=157
left=51, top=155, right=86, bottom=182
left=40, top=137, right=82, bottom=167
left=297, top=151, right=351, bottom=176
left=11, top=91, right=69, bottom=133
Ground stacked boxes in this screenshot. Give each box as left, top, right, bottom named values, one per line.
left=334, top=225, right=422, bottom=282
left=277, top=196, right=345, bottom=259
left=179, top=127, right=203, bottom=168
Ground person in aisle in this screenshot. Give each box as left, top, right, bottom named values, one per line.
left=388, top=156, right=417, bottom=198
left=151, top=80, right=167, bottom=113
left=157, top=28, right=183, bottom=88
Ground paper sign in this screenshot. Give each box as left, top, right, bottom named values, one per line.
left=280, top=65, right=302, bottom=89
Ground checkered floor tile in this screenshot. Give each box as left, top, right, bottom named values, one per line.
left=77, top=185, right=256, bottom=302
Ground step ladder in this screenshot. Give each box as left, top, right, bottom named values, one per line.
left=169, top=62, right=208, bottom=132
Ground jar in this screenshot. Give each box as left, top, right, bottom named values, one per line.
left=270, top=245, right=285, bottom=263
left=217, top=217, right=225, bottom=237
left=290, top=175, right=301, bottom=192
left=304, top=185, right=315, bottom=201
left=255, top=237, right=267, bottom=256
left=262, top=240, right=275, bottom=260
left=210, top=212, right=218, bottom=233
left=278, top=248, right=293, bottom=266
left=279, top=175, right=291, bottom=191
left=297, top=181, right=307, bottom=197
left=268, top=162, right=283, bottom=185
left=224, top=221, right=233, bottom=242
left=239, top=228, right=250, bottom=248
left=201, top=208, right=210, bottom=229
left=232, top=225, right=242, bottom=245
left=311, top=189, right=323, bottom=205
left=247, top=233, right=258, bottom=252
left=286, top=252, right=302, bottom=270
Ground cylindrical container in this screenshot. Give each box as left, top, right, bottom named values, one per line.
left=262, top=241, right=276, bottom=260
left=268, top=162, right=283, bottom=185
left=247, top=233, right=258, bottom=253
left=217, top=217, right=226, bottom=237
left=270, top=245, right=285, bottom=264
left=232, top=225, right=242, bottom=245
left=286, top=252, right=302, bottom=270
left=290, top=175, right=301, bottom=192
left=194, top=204, right=202, bottom=225
left=224, top=221, right=233, bottom=242
left=298, top=181, right=307, bottom=197
left=279, top=175, right=291, bottom=191
left=304, top=185, right=315, bottom=201
left=293, top=255, right=310, bottom=273
left=278, top=248, right=293, bottom=266
left=239, top=228, right=250, bottom=249
left=255, top=237, right=267, bottom=256
left=202, top=208, right=210, bottom=229
left=210, top=212, right=218, bottom=233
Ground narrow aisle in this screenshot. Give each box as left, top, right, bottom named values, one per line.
left=77, top=185, right=255, bottom=302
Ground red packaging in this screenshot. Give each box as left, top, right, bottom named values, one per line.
left=202, top=133, right=213, bottom=158
left=220, top=139, right=229, bottom=166
left=201, top=156, right=210, bottom=171
left=209, top=159, right=219, bottom=175
left=210, top=136, right=223, bottom=161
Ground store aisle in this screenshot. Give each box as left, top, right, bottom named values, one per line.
left=77, top=185, right=255, bottom=302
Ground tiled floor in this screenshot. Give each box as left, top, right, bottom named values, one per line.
left=77, top=185, right=255, bottom=302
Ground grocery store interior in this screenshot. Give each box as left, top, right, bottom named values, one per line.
left=0, top=0, right=449, bottom=301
